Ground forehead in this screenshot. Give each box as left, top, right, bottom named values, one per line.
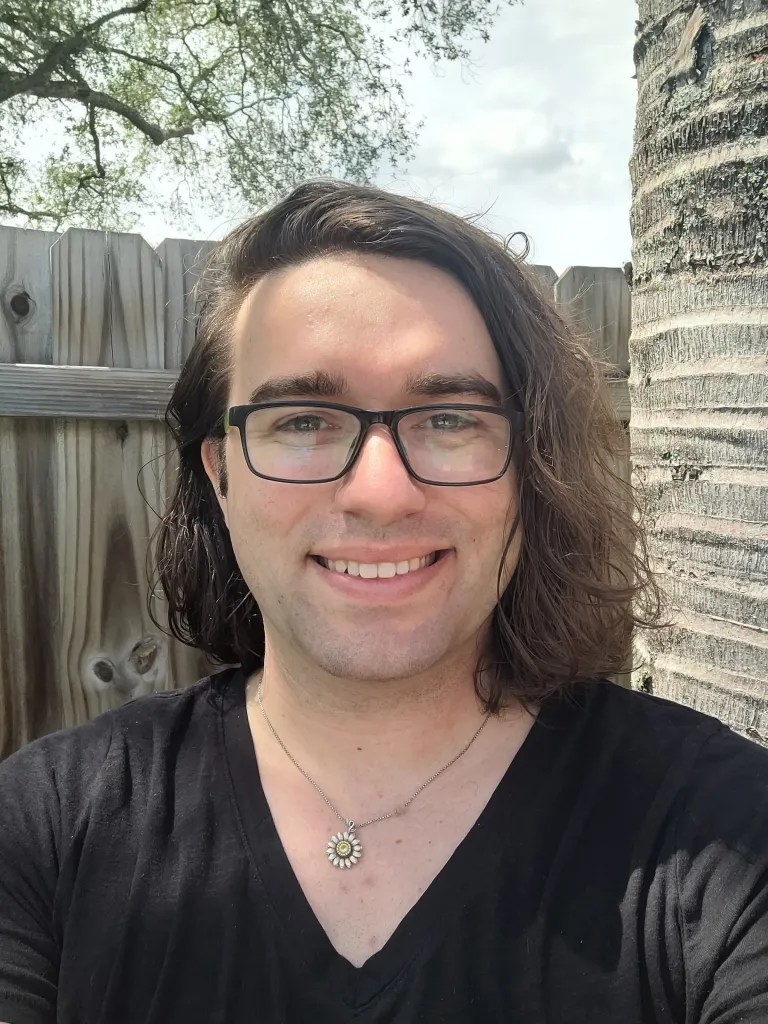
left=229, top=254, right=504, bottom=401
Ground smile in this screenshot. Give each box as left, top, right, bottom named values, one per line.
left=313, top=552, right=442, bottom=579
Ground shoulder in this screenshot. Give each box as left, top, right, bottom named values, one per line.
left=0, top=668, right=239, bottom=812
left=571, top=677, right=726, bottom=728
left=544, top=680, right=768, bottom=818
left=564, top=680, right=768, bottom=836
left=562, top=677, right=765, bottom=755
left=676, top=716, right=768, bottom=861
left=0, top=668, right=243, bottom=927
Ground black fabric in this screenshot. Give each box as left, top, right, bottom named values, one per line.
left=1, top=669, right=767, bottom=1024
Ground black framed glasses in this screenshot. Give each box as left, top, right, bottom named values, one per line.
left=223, top=401, right=524, bottom=486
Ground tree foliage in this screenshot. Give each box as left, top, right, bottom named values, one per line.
left=0, top=0, right=517, bottom=229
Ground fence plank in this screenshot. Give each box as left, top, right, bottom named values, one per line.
left=0, top=225, right=58, bottom=363
left=52, top=231, right=173, bottom=728
left=530, top=264, right=558, bottom=292
left=607, top=379, right=631, bottom=423
left=0, top=227, right=61, bottom=757
left=52, top=229, right=113, bottom=367
left=107, top=232, right=166, bottom=369
left=554, top=266, right=631, bottom=375
left=158, top=238, right=216, bottom=370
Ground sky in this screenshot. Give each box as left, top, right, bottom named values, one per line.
left=144, top=0, right=640, bottom=276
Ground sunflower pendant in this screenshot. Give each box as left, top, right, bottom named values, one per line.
left=327, top=823, right=362, bottom=869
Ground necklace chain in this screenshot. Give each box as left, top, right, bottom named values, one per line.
left=256, top=678, right=492, bottom=831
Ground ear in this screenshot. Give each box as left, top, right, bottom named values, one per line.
left=201, top=438, right=228, bottom=521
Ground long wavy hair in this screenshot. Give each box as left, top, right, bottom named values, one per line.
left=151, top=179, right=663, bottom=711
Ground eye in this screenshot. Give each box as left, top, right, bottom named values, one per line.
left=276, top=414, right=332, bottom=432
left=424, top=411, right=476, bottom=430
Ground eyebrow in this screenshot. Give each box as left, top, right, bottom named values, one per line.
left=404, top=372, right=503, bottom=405
left=247, top=371, right=347, bottom=404
left=246, top=370, right=502, bottom=406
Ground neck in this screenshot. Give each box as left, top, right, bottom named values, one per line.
left=245, top=638, right=503, bottom=797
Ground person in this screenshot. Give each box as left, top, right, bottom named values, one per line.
left=0, top=181, right=766, bottom=1024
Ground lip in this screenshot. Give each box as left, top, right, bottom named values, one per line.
left=308, top=549, right=452, bottom=601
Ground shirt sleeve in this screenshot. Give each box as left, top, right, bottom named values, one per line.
left=676, top=724, right=768, bottom=1023
left=0, top=738, right=62, bottom=1024
left=0, top=716, right=113, bottom=1024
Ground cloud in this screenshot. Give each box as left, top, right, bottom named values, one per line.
left=377, top=0, right=638, bottom=271
left=410, top=108, right=575, bottom=180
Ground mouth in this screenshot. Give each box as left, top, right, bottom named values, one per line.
left=311, top=550, right=446, bottom=580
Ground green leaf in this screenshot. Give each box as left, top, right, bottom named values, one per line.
left=0, top=0, right=520, bottom=228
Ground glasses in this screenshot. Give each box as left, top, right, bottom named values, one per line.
left=223, top=401, right=523, bottom=486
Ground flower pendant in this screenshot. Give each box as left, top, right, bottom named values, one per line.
left=327, top=823, right=362, bottom=869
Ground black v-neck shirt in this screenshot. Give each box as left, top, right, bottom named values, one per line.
left=1, top=669, right=767, bottom=1024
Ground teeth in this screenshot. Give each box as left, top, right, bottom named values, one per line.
left=318, top=553, right=439, bottom=577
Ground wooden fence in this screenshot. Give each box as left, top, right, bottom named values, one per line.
left=0, top=227, right=631, bottom=759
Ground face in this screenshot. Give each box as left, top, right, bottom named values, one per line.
left=202, top=253, right=522, bottom=683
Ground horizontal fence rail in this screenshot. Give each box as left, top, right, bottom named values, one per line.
left=0, top=363, right=632, bottom=423
left=0, top=364, right=178, bottom=420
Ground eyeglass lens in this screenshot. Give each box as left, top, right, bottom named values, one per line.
left=242, top=405, right=511, bottom=483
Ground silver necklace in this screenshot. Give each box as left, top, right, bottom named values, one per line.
left=256, top=678, right=492, bottom=870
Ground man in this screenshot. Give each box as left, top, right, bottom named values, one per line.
left=0, top=181, right=766, bottom=1024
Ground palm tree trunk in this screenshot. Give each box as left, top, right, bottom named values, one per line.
left=629, top=2, right=768, bottom=739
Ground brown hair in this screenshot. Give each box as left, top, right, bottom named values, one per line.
left=151, top=179, right=662, bottom=711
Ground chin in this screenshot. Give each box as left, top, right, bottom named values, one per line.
left=305, top=634, right=454, bottom=683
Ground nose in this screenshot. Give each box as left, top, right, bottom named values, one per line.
left=334, top=425, right=428, bottom=522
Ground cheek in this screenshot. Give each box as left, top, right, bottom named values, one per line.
left=469, top=472, right=518, bottom=532
left=452, top=477, right=519, bottom=565
left=225, top=474, right=317, bottom=556
left=473, top=476, right=520, bottom=584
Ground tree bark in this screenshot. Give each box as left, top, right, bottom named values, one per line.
left=629, top=1, right=768, bottom=740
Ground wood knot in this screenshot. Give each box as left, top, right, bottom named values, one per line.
left=9, top=291, right=31, bottom=319
left=93, top=659, right=115, bottom=683
left=130, top=637, right=159, bottom=675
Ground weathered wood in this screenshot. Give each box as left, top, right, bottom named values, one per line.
left=0, top=229, right=217, bottom=756
left=0, top=362, right=631, bottom=425
left=629, top=2, right=768, bottom=737
left=0, top=364, right=178, bottom=419
left=0, top=227, right=60, bottom=757
left=607, top=379, right=631, bottom=423
left=530, top=264, right=558, bottom=293
left=157, top=238, right=216, bottom=370
left=51, top=231, right=169, bottom=726
left=0, top=225, right=58, bottom=363
left=554, top=266, right=632, bottom=374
